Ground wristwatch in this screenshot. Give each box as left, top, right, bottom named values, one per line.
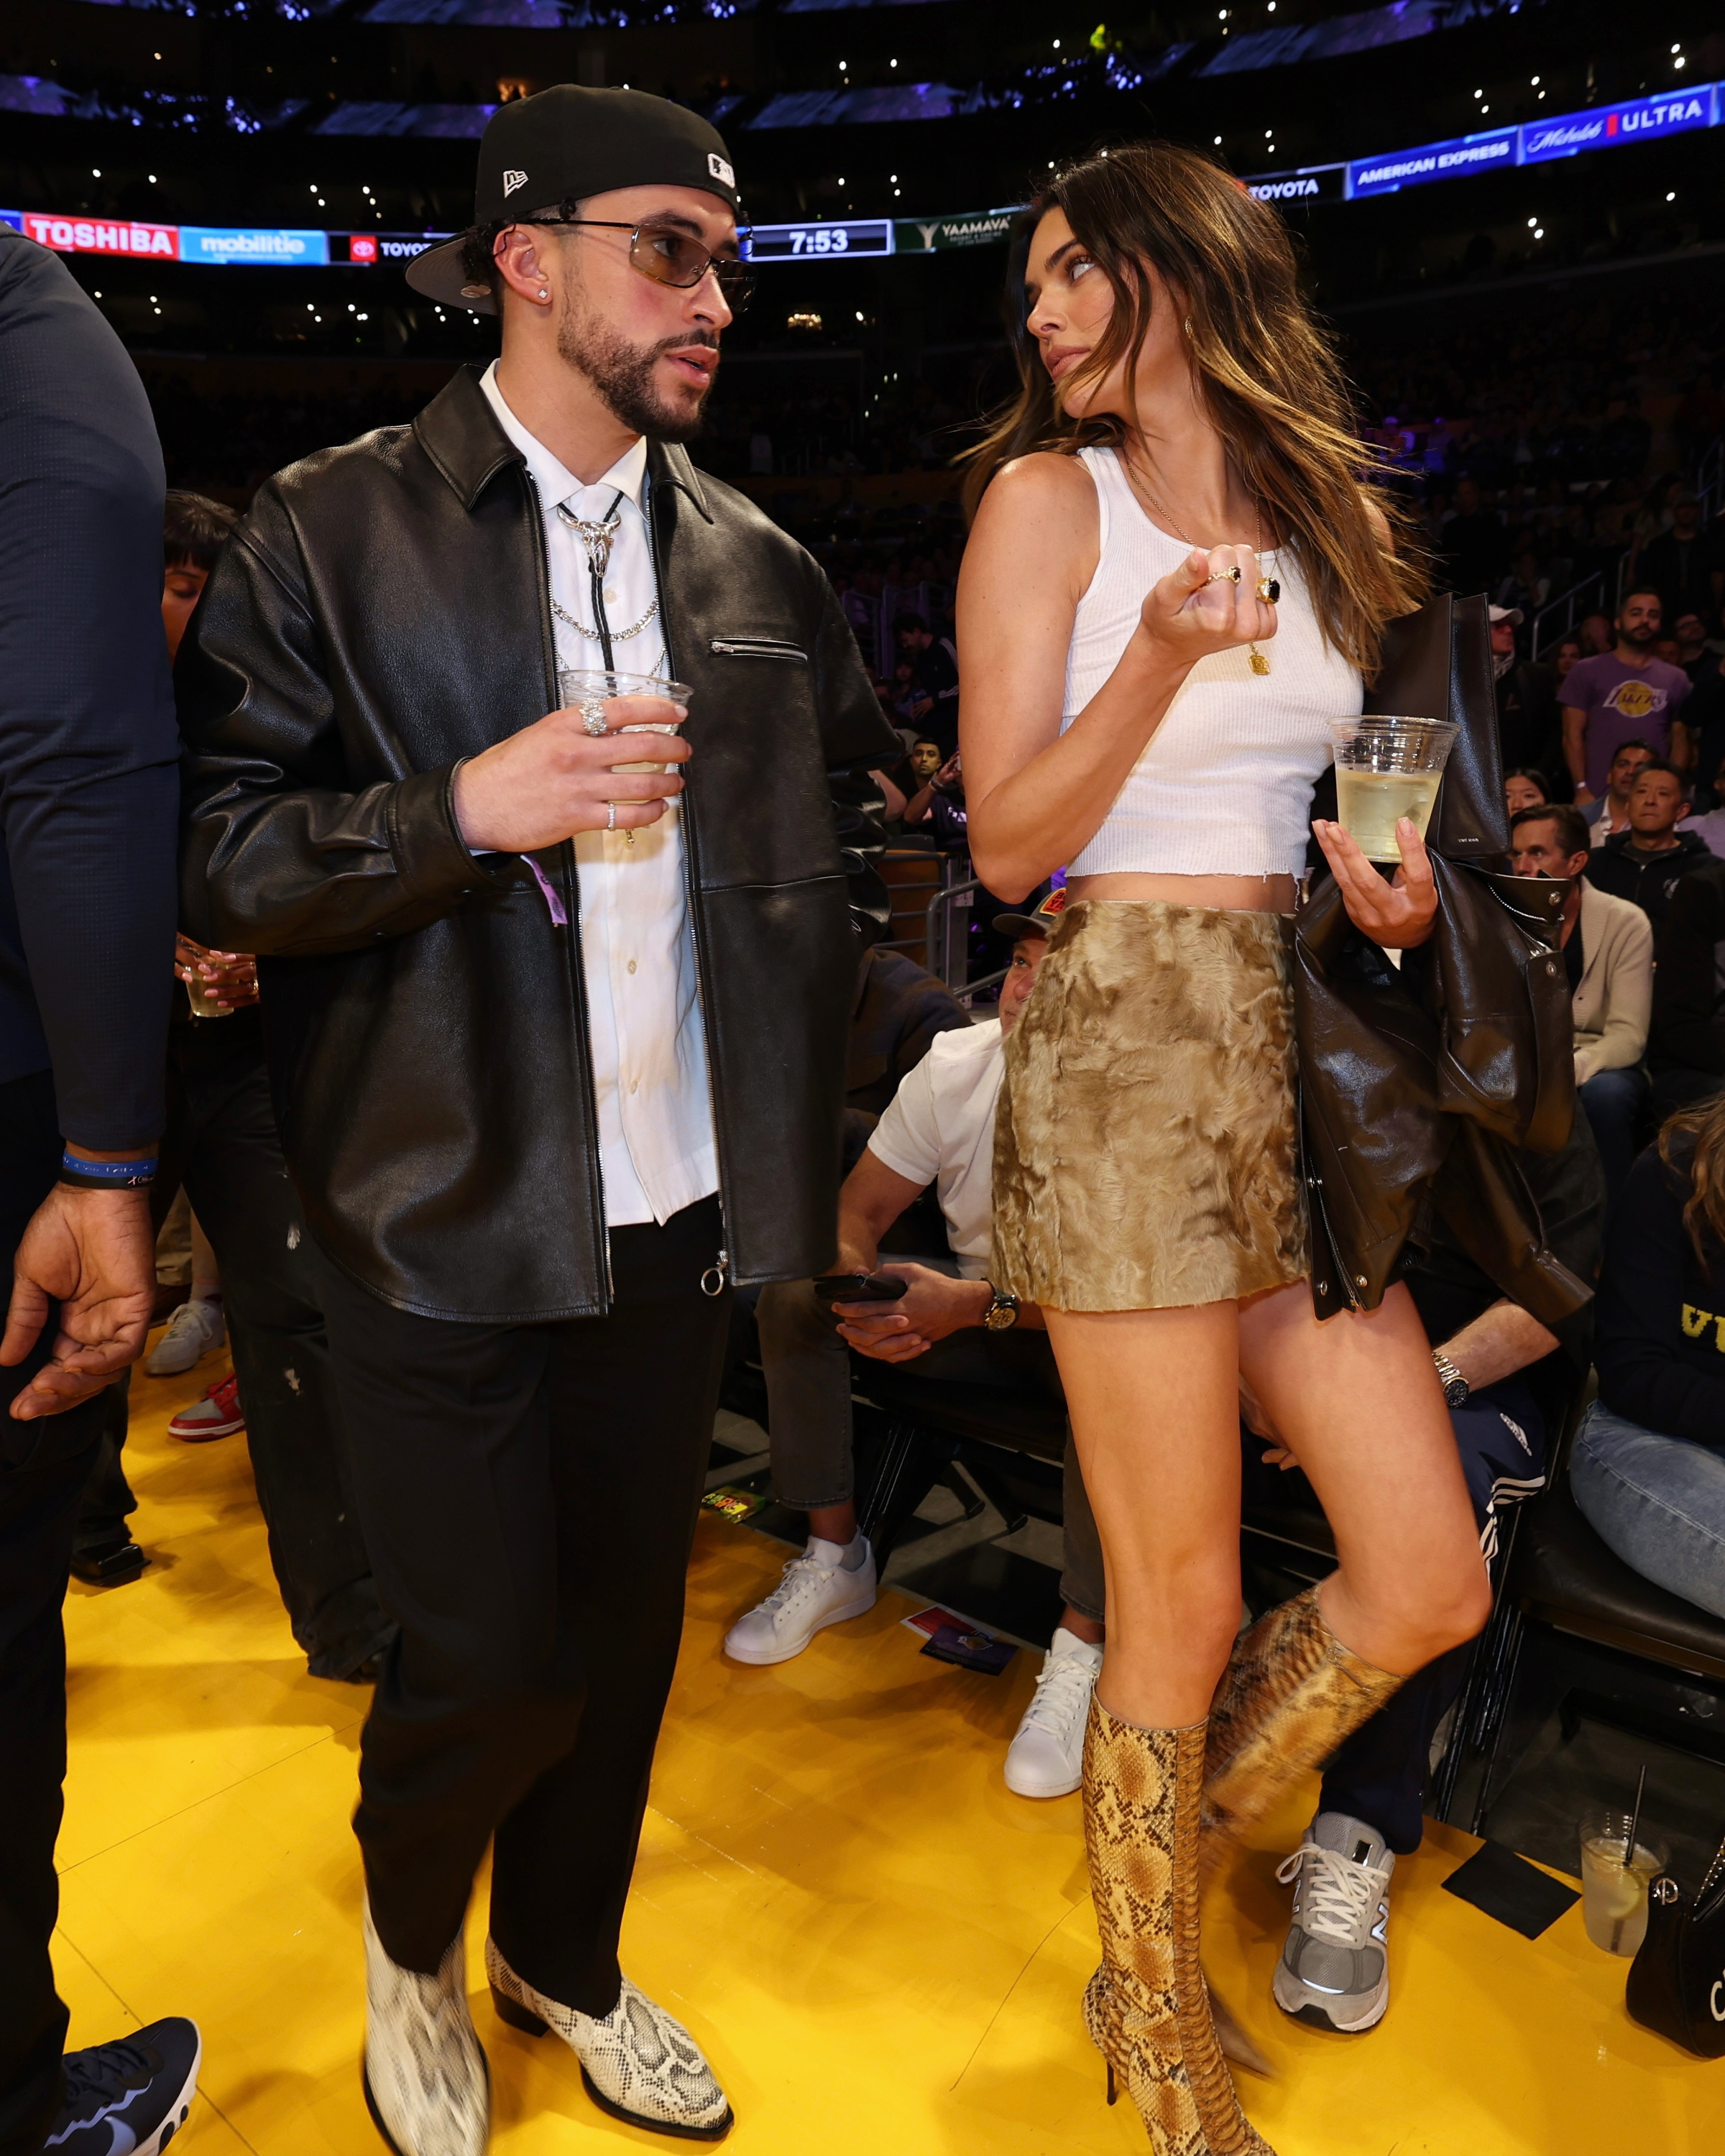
left=1432, top=1349, right=1470, bottom=1408
left=983, top=1283, right=1021, bottom=1332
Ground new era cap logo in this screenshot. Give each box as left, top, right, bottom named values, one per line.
left=502, top=169, right=529, bottom=197
left=707, top=152, right=735, bottom=189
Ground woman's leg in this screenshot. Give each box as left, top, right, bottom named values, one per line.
left=1046, top=1302, right=1274, bottom=2155
left=1187, top=1281, right=1489, bottom=1874
left=1238, top=1281, right=1493, bottom=1675
left=1048, top=1302, right=1251, bottom=1723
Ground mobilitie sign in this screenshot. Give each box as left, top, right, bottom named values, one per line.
left=0, top=210, right=445, bottom=267
left=180, top=226, right=328, bottom=267
left=1346, top=81, right=1720, bottom=197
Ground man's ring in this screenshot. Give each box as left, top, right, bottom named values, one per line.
left=607, top=802, right=617, bottom=832
left=1205, top=567, right=1242, bottom=584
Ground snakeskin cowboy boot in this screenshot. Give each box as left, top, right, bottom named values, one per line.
left=362, top=1901, right=489, bottom=2156
left=1082, top=1697, right=1276, bottom=2155
left=486, top=1939, right=734, bottom=2140
left=1202, top=1585, right=1405, bottom=1877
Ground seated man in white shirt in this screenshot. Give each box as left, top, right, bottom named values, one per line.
left=722, top=891, right=1108, bottom=1797
left=1511, top=801, right=1653, bottom=1204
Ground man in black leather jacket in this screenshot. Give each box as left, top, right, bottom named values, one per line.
left=177, top=88, right=894, bottom=2155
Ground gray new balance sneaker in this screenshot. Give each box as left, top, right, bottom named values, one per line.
left=1271, top=1811, right=1395, bottom=2033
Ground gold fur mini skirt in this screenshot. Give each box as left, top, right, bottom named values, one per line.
left=992, top=899, right=1310, bottom=1312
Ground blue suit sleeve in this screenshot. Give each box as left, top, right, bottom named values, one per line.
left=0, top=234, right=179, bottom=1148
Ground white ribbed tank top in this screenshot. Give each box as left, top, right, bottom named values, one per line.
left=1062, top=446, right=1362, bottom=880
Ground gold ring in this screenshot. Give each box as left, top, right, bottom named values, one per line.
left=1256, top=576, right=1280, bottom=602
left=1205, top=567, right=1242, bottom=585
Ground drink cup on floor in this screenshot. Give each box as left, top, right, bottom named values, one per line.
left=1578, top=1810, right=1666, bottom=1955
left=557, top=668, right=691, bottom=773
left=1327, top=716, right=1459, bottom=863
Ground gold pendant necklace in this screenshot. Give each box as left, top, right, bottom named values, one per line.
left=1128, top=459, right=1275, bottom=677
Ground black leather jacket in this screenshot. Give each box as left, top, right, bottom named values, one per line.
left=1297, top=594, right=1593, bottom=1331
left=177, top=367, right=898, bottom=1321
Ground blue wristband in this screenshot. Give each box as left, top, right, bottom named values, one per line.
left=60, top=1153, right=157, bottom=1189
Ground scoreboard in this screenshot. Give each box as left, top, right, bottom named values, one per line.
left=742, top=219, right=893, bottom=261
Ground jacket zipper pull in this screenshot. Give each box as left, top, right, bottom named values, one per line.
left=700, top=1248, right=730, bottom=1298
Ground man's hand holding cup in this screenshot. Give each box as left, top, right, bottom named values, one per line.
left=452, top=691, right=689, bottom=854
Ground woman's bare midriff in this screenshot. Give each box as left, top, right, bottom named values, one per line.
left=1068, top=871, right=1297, bottom=914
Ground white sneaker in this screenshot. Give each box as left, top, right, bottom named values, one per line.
left=145, top=1296, right=225, bottom=1376
left=721, top=1536, right=876, bottom=1665
left=362, top=1902, right=489, bottom=2156
left=485, top=1939, right=732, bottom=2141
left=1004, top=1627, right=1103, bottom=1797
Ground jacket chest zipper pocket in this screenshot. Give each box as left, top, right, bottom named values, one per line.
left=709, top=637, right=809, bottom=663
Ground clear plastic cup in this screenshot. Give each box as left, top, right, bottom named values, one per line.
left=1578, top=1810, right=1667, bottom=1955
left=556, top=667, right=690, bottom=773
left=1327, top=714, right=1460, bottom=863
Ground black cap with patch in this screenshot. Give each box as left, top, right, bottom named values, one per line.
left=407, top=84, right=740, bottom=313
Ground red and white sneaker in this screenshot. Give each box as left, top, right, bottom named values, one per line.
left=168, top=1371, right=244, bottom=1442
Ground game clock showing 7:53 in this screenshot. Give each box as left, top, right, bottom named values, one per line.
left=742, top=219, right=894, bottom=260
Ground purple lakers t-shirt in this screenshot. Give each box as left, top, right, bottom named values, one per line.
left=1561, top=653, right=1690, bottom=796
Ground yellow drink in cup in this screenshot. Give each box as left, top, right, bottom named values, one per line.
left=1328, top=716, right=1459, bottom=863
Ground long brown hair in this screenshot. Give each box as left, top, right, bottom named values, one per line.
left=1658, top=1092, right=1725, bottom=1263
left=961, top=139, right=1428, bottom=677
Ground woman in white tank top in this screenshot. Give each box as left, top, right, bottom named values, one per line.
left=956, top=142, right=1491, bottom=2155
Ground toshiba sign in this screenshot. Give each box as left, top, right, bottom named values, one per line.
left=24, top=214, right=179, bottom=259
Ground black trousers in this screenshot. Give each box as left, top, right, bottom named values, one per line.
left=80, top=1019, right=390, bottom=1677
left=0, top=1072, right=109, bottom=2156
left=313, top=1194, right=732, bottom=2014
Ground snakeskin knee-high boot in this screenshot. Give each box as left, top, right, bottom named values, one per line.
left=1202, top=1585, right=1405, bottom=1877
left=1082, top=1697, right=1276, bottom=2156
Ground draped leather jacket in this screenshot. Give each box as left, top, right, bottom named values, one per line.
left=176, top=366, right=898, bottom=1321
left=1296, top=594, right=1594, bottom=1332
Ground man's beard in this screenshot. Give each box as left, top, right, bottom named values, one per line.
left=1622, top=620, right=1658, bottom=648
left=557, top=292, right=717, bottom=442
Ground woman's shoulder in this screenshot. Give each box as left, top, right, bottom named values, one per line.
left=965, top=450, right=1102, bottom=584
left=978, top=448, right=1100, bottom=520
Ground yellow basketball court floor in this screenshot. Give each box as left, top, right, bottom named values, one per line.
left=52, top=1349, right=1712, bottom=2156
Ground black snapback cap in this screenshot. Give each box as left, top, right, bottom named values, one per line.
left=406, top=84, right=740, bottom=314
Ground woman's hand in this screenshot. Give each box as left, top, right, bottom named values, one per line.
left=1313, top=816, right=1438, bottom=949
left=1138, top=543, right=1277, bottom=671
left=175, top=934, right=259, bottom=1010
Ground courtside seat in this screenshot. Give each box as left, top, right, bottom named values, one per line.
left=1464, top=1455, right=1725, bottom=1833
left=1513, top=1475, right=1725, bottom=1682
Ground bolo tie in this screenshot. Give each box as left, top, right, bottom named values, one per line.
left=553, top=492, right=660, bottom=669
left=551, top=491, right=661, bottom=853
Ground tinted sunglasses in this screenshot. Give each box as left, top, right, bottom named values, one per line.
left=523, top=211, right=755, bottom=311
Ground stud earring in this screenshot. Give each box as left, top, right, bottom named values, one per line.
left=537, top=288, right=550, bottom=302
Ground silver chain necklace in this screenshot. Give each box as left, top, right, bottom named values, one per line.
left=551, top=592, right=661, bottom=645
left=551, top=493, right=661, bottom=646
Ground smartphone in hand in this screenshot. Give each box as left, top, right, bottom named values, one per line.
left=811, top=1271, right=909, bottom=1307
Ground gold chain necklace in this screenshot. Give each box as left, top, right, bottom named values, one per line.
left=1126, top=461, right=1277, bottom=678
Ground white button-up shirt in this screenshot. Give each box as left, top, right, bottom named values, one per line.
left=479, top=361, right=719, bottom=1228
